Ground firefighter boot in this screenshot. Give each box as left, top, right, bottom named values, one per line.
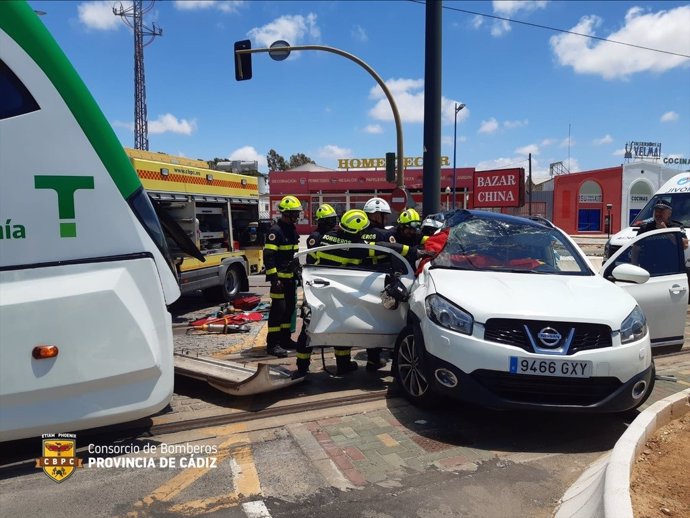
left=267, top=345, right=288, bottom=358
left=292, top=357, right=310, bottom=380
left=335, top=348, right=358, bottom=375
left=366, top=348, right=387, bottom=372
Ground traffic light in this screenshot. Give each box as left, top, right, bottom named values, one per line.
left=234, top=40, right=252, bottom=81
left=385, top=152, right=396, bottom=183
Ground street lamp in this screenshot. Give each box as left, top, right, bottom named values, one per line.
left=452, top=102, right=466, bottom=210
left=606, top=203, right=613, bottom=239
left=444, top=186, right=451, bottom=210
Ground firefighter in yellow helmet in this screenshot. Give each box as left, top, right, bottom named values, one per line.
left=311, top=209, right=375, bottom=375
left=293, top=203, right=339, bottom=377
left=264, top=195, right=302, bottom=357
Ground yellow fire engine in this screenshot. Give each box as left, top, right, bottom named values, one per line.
left=126, top=148, right=263, bottom=301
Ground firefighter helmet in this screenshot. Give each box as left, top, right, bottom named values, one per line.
left=315, top=203, right=337, bottom=220
left=397, top=208, right=421, bottom=226
left=278, top=195, right=303, bottom=212
left=340, top=209, right=370, bottom=234
left=363, top=197, right=391, bottom=214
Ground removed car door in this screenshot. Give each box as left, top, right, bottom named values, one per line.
left=296, top=244, right=415, bottom=349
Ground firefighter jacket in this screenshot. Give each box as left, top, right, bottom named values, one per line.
left=264, top=219, right=300, bottom=283
left=316, top=229, right=418, bottom=269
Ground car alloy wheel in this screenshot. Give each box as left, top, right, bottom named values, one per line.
left=396, top=333, right=429, bottom=399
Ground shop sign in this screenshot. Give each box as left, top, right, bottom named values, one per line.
left=625, top=141, right=662, bottom=160
left=337, top=156, right=450, bottom=169
left=578, top=194, right=603, bottom=203
left=472, top=168, right=524, bottom=208
left=663, top=157, right=690, bottom=165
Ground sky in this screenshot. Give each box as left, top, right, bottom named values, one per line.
left=28, top=0, right=690, bottom=182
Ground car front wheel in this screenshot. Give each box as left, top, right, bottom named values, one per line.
left=393, top=327, right=434, bottom=406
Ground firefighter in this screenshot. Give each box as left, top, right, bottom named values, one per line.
left=294, top=203, right=340, bottom=378
left=264, top=195, right=302, bottom=358
left=306, top=203, right=338, bottom=264
left=313, top=209, right=376, bottom=375
left=395, top=208, right=423, bottom=246
left=362, top=197, right=395, bottom=242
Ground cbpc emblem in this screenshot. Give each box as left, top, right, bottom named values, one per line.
left=35, top=433, right=83, bottom=483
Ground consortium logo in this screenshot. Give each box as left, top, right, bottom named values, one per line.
left=664, top=157, right=690, bottom=165
left=35, top=433, right=83, bottom=483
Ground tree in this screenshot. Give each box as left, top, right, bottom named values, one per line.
left=267, top=149, right=288, bottom=172
left=288, top=153, right=315, bottom=169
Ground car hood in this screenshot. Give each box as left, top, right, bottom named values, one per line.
left=427, top=268, right=637, bottom=327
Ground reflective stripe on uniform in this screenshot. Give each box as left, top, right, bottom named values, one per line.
left=266, top=267, right=277, bottom=275
left=264, top=244, right=278, bottom=250
left=278, top=244, right=295, bottom=250
left=315, top=251, right=362, bottom=265
left=280, top=323, right=292, bottom=329
left=267, top=326, right=281, bottom=333
left=334, top=349, right=351, bottom=356
left=401, top=244, right=410, bottom=256
left=421, top=235, right=429, bottom=244
left=277, top=272, right=294, bottom=278
left=296, top=352, right=312, bottom=359
left=270, top=293, right=285, bottom=299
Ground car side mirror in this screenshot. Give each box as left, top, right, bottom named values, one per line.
left=609, top=263, right=650, bottom=284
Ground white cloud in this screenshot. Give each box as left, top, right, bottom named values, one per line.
left=174, top=1, right=245, bottom=13
left=472, top=15, right=483, bottom=29
left=248, top=13, right=320, bottom=50
left=148, top=113, right=197, bottom=135
left=593, top=134, right=613, bottom=145
left=78, top=1, right=123, bottom=31
left=559, top=137, right=575, bottom=148
left=478, top=117, right=499, bottom=134
left=516, top=144, right=539, bottom=156
left=368, top=78, right=425, bottom=123
left=490, top=1, right=548, bottom=36
left=550, top=5, right=690, bottom=80
left=351, top=24, right=368, bottom=43
left=613, top=148, right=626, bottom=157
left=363, top=124, right=383, bottom=134
left=661, top=111, right=679, bottom=122
left=541, top=138, right=556, bottom=147
left=368, top=80, right=470, bottom=125
left=227, top=146, right=266, bottom=168
left=318, top=144, right=352, bottom=159
left=504, top=119, right=528, bottom=129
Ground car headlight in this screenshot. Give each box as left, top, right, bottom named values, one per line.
left=425, top=294, right=473, bottom=335
left=620, top=305, right=647, bottom=344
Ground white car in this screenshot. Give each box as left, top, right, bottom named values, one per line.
left=298, top=210, right=686, bottom=412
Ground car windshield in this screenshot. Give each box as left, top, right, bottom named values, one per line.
left=431, top=212, right=592, bottom=275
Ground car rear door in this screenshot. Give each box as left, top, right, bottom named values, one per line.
left=601, top=228, right=687, bottom=348
left=296, top=244, right=415, bottom=349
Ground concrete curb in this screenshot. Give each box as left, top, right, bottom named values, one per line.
left=554, top=388, right=690, bottom=518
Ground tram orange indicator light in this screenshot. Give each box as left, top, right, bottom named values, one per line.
left=32, top=345, right=59, bottom=359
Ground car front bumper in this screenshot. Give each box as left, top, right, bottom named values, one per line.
left=419, top=318, right=654, bottom=413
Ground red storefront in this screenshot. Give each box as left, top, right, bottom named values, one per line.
left=269, top=165, right=475, bottom=233
left=552, top=167, right=623, bottom=234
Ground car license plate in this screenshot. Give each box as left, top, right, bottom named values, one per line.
left=509, top=357, right=592, bottom=378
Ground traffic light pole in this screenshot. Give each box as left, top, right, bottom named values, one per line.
left=236, top=45, right=405, bottom=188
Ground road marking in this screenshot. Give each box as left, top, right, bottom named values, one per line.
left=242, top=500, right=272, bottom=517
left=127, top=423, right=260, bottom=517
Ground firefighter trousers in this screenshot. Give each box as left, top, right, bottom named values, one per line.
left=266, top=279, right=297, bottom=350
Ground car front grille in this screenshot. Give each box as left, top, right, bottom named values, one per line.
left=471, top=370, right=621, bottom=406
left=484, top=318, right=612, bottom=355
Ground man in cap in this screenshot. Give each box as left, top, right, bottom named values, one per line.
left=637, top=200, right=686, bottom=241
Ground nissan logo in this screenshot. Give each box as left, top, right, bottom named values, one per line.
left=538, top=327, right=562, bottom=347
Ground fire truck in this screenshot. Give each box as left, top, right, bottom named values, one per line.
left=126, top=148, right=264, bottom=301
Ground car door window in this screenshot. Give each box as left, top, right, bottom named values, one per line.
left=604, top=231, right=685, bottom=278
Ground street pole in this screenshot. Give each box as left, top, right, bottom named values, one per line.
left=452, top=102, right=465, bottom=210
